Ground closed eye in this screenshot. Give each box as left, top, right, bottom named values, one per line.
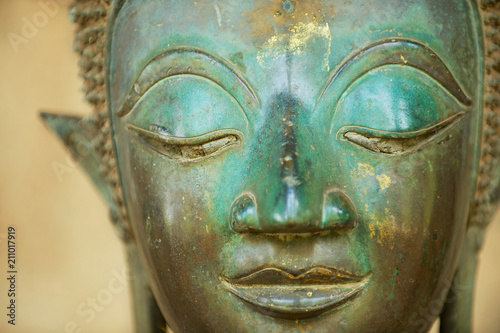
left=339, top=112, right=465, bottom=155
left=125, top=124, right=243, bottom=162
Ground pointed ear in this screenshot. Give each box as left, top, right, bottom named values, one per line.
left=40, top=112, right=118, bottom=214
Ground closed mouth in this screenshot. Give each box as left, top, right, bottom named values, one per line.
left=220, top=266, right=370, bottom=319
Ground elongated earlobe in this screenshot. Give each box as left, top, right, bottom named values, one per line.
left=440, top=226, right=485, bottom=333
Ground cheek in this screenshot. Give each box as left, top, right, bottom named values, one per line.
left=114, top=140, right=230, bottom=324
left=124, top=143, right=224, bottom=248
left=118, top=134, right=240, bottom=290
left=347, top=123, right=470, bottom=311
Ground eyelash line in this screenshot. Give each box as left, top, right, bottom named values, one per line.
left=125, top=124, right=243, bottom=162
left=338, top=112, right=465, bottom=155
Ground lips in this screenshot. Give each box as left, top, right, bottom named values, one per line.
left=220, top=266, right=370, bottom=319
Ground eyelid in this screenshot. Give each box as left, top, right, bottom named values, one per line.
left=318, top=39, right=472, bottom=110
left=338, top=112, right=465, bottom=155
left=125, top=124, right=243, bottom=162
left=117, top=48, right=259, bottom=118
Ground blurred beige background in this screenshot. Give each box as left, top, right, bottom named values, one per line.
left=0, top=0, right=132, bottom=332
left=0, top=1, right=499, bottom=332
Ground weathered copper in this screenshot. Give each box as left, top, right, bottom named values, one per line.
left=42, top=0, right=500, bottom=332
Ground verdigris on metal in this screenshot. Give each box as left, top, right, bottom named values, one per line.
left=42, top=0, right=500, bottom=332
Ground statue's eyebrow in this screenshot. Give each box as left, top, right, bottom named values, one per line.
left=117, top=47, right=259, bottom=117
left=317, top=39, right=472, bottom=107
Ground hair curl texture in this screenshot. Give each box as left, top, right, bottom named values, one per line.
left=69, top=0, right=131, bottom=240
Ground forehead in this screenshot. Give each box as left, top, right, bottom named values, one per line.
left=108, top=0, right=480, bottom=112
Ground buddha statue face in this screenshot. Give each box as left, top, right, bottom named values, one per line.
left=107, top=0, right=483, bottom=331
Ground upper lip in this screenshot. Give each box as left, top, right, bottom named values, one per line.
left=220, top=265, right=370, bottom=319
left=225, top=265, right=365, bottom=285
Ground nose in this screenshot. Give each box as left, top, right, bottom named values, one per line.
left=230, top=189, right=356, bottom=234
left=229, top=93, right=357, bottom=234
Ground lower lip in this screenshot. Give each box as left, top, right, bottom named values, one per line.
left=220, top=277, right=369, bottom=319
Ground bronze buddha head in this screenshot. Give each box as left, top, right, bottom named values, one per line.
left=43, top=0, right=500, bottom=331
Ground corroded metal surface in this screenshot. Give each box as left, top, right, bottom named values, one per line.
left=42, top=0, right=500, bottom=332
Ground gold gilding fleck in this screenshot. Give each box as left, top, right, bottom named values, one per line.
left=357, top=163, right=375, bottom=177
left=368, top=209, right=397, bottom=249
left=368, top=223, right=376, bottom=238
left=243, top=0, right=336, bottom=42
left=376, top=174, right=392, bottom=190
left=256, top=21, right=331, bottom=71
left=368, top=28, right=396, bottom=33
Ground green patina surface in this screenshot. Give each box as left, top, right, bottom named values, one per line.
left=44, top=0, right=489, bottom=332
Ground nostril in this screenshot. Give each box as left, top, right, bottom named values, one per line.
left=230, top=193, right=259, bottom=233
left=231, top=190, right=356, bottom=234
left=322, top=190, right=357, bottom=230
